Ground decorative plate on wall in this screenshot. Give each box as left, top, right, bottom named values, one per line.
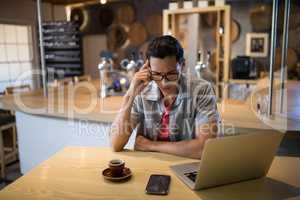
left=231, top=19, right=241, bottom=43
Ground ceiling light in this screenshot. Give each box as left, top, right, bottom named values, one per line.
left=100, top=0, right=107, bottom=4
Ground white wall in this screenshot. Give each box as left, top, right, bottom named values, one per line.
left=16, top=111, right=137, bottom=174
left=83, top=35, right=107, bottom=79
left=230, top=2, right=252, bottom=59
left=53, top=4, right=67, bottom=21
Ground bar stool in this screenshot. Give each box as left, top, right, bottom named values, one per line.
left=0, top=84, right=31, bottom=180
left=0, top=113, right=17, bottom=180
left=74, top=75, right=91, bottom=83
left=53, top=77, right=74, bottom=87
left=5, top=84, right=31, bottom=95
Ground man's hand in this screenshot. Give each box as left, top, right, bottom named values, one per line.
left=134, top=122, right=218, bottom=159
left=127, top=60, right=150, bottom=97
left=134, top=135, right=154, bottom=151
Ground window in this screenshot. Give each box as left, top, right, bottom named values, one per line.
left=0, top=24, right=33, bottom=93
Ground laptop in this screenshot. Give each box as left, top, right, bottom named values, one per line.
left=170, top=131, right=284, bottom=190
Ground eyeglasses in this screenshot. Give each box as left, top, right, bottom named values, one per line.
left=149, top=69, right=179, bottom=81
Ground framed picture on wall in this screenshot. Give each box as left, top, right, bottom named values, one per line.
left=245, top=33, right=269, bottom=57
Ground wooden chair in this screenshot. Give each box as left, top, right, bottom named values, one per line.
left=0, top=84, right=31, bottom=180
left=53, top=77, right=74, bottom=87
left=74, top=75, right=91, bottom=83
left=5, top=84, right=31, bottom=95
left=0, top=114, right=17, bottom=180
left=5, top=85, right=31, bottom=116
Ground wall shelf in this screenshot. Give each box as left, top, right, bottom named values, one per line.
left=163, top=5, right=231, bottom=99
left=229, top=79, right=258, bottom=85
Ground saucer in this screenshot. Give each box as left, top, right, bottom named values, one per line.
left=102, top=167, right=132, bottom=182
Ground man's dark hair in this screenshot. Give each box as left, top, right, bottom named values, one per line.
left=146, top=35, right=184, bottom=63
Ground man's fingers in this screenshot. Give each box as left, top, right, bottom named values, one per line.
left=142, top=59, right=149, bottom=68
left=137, top=70, right=150, bottom=79
left=136, top=73, right=149, bottom=78
left=140, top=59, right=150, bottom=70
left=138, top=69, right=149, bottom=76
left=136, top=74, right=149, bottom=82
left=137, top=71, right=149, bottom=76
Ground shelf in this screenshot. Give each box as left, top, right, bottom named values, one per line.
left=43, top=38, right=80, bottom=42
left=46, top=64, right=82, bottom=69
left=164, top=5, right=230, bottom=15
left=228, top=79, right=258, bottom=85
left=42, top=31, right=80, bottom=36
left=47, top=68, right=83, bottom=75
left=44, top=46, right=81, bottom=50
left=42, top=21, right=79, bottom=26
left=45, top=50, right=81, bottom=55
left=58, top=71, right=83, bottom=76
left=46, top=60, right=81, bottom=63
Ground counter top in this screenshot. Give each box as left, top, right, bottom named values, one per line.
left=0, top=81, right=121, bottom=123
left=0, top=146, right=299, bottom=199
left=0, top=80, right=298, bottom=130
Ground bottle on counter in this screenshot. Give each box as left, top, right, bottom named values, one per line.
left=98, top=56, right=113, bottom=98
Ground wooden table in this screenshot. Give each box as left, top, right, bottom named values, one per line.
left=0, top=147, right=299, bottom=200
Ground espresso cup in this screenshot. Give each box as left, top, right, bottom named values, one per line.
left=109, top=159, right=125, bottom=177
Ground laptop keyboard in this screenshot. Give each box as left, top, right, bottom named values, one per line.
left=184, top=171, right=198, bottom=182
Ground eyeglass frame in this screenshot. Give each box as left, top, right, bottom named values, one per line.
left=148, top=63, right=181, bottom=82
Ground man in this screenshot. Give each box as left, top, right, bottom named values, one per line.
left=110, top=35, right=219, bottom=159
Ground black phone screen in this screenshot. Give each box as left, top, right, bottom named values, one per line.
left=145, top=174, right=171, bottom=195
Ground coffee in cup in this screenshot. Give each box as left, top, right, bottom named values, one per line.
left=109, top=159, right=125, bottom=177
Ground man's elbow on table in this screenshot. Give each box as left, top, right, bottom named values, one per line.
left=109, top=125, right=126, bottom=152
left=109, top=131, right=129, bottom=152
left=111, top=145, right=124, bottom=152
left=110, top=137, right=125, bottom=152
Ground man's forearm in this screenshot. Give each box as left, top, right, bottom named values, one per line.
left=135, top=122, right=218, bottom=158
left=110, top=93, right=135, bottom=151
left=149, top=138, right=207, bottom=159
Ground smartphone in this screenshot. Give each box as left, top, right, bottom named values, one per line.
left=145, top=174, right=171, bottom=195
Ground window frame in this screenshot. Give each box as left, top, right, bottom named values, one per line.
left=0, top=21, right=34, bottom=92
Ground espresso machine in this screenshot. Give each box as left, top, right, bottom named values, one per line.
left=98, top=51, right=145, bottom=98
left=120, top=52, right=144, bottom=80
